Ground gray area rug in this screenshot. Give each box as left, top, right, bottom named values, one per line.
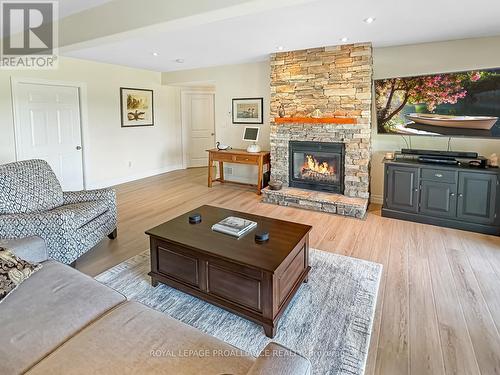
left=96, top=249, right=382, bottom=374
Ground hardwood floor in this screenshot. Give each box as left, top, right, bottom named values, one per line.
left=76, top=167, right=500, bottom=375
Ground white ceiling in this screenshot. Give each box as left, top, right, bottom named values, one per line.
left=62, top=0, right=500, bottom=72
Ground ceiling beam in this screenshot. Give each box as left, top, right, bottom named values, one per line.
left=59, top=0, right=319, bottom=52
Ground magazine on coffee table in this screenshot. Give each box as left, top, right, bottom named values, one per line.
left=212, top=216, right=257, bottom=238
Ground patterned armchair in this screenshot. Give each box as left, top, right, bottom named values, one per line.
left=0, top=159, right=117, bottom=264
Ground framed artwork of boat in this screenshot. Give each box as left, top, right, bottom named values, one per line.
left=120, top=88, right=154, bottom=127
left=375, top=68, right=500, bottom=138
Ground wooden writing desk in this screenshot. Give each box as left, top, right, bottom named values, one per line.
left=207, top=148, right=271, bottom=194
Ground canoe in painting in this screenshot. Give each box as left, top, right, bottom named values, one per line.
left=406, top=113, right=498, bottom=130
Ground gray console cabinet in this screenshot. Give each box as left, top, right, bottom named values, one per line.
left=382, top=161, right=500, bottom=235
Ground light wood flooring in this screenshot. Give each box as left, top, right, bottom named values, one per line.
left=77, top=167, right=500, bottom=375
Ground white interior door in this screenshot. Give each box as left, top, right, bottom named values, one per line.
left=182, top=93, right=215, bottom=168
left=13, top=82, right=84, bottom=191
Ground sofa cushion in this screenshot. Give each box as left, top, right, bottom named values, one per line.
left=0, top=261, right=126, bottom=374
left=0, top=248, right=42, bottom=302
left=51, top=200, right=109, bottom=229
left=0, top=159, right=64, bottom=214
left=246, top=342, right=311, bottom=375
left=28, top=301, right=255, bottom=375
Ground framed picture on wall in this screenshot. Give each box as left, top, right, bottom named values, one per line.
left=120, top=87, right=154, bottom=127
left=232, top=97, right=263, bottom=124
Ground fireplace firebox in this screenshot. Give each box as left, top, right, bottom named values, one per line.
left=289, top=141, right=344, bottom=193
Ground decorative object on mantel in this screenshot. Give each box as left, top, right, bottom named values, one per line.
left=311, top=109, right=322, bottom=118
left=215, top=141, right=231, bottom=151
left=274, top=117, right=357, bottom=124
left=268, top=180, right=283, bottom=191
left=488, top=153, right=499, bottom=167
left=120, top=87, right=154, bottom=127
left=232, top=97, right=263, bottom=124
left=278, top=102, right=285, bottom=118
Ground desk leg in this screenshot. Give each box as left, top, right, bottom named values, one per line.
left=218, top=161, right=224, bottom=182
left=257, top=157, right=264, bottom=195
left=208, top=153, right=213, bottom=187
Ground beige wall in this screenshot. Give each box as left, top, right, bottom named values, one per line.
left=162, top=61, right=270, bottom=182
left=166, top=36, right=500, bottom=200
left=371, top=36, right=500, bottom=202
left=0, top=57, right=182, bottom=188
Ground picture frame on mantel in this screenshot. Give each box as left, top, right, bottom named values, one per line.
left=120, top=87, right=154, bottom=127
left=232, top=97, right=263, bottom=124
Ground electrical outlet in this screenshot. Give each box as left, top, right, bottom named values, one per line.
left=128, top=161, right=132, bottom=168
left=224, top=167, right=233, bottom=175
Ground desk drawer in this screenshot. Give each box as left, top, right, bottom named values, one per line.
left=213, top=153, right=234, bottom=162
left=234, top=154, right=259, bottom=164
left=421, top=168, right=457, bottom=183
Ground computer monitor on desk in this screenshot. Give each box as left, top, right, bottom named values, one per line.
left=243, top=126, right=261, bottom=153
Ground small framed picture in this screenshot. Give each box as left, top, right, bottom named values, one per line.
left=232, top=97, right=263, bottom=124
left=120, top=87, right=154, bottom=127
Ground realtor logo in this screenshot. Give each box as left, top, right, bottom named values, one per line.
left=1, top=1, right=58, bottom=69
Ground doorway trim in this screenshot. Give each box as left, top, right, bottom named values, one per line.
left=180, top=89, right=216, bottom=169
left=10, top=77, right=90, bottom=189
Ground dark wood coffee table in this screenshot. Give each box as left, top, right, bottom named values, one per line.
left=146, top=205, right=312, bottom=338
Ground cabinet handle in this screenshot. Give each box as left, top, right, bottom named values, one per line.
left=414, top=188, right=418, bottom=192
left=435, top=173, right=443, bottom=178
left=458, top=193, right=463, bottom=198
left=450, top=193, right=455, bottom=197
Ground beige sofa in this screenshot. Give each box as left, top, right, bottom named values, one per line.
left=0, top=242, right=311, bottom=374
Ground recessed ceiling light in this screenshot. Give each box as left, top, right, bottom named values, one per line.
left=340, top=37, right=348, bottom=42
left=152, top=52, right=159, bottom=57
left=175, top=58, right=185, bottom=63
left=363, top=17, right=375, bottom=24
left=277, top=46, right=284, bottom=51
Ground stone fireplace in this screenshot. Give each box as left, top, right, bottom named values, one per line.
left=261, top=44, right=372, bottom=218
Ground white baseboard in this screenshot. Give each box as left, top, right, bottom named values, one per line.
left=370, top=194, right=383, bottom=204
left=88, top=164, right=183, bottom=189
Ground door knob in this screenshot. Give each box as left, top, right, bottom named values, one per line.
left=458, top=193, right=463, bottom=197
left=76, top=146, right=82, bottom=150
left=210, top=133, right=215, bottom=136
left=450, top=193, right=455, bottom=197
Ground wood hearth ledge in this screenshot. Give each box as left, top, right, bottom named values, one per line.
left=261, top=186, right=368, bottom=218
left=274, top=117, right=357, bottom=124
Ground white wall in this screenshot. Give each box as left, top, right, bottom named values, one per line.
left=371, top=36, right=500, bottom=202
left=165, top=36, right=500, bottom=198
left=162, top=61, right=270, bottom=182
left=0, top=57, right=182, bottom=188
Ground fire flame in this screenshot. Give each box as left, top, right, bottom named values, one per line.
left=301, top=155, right=335, bottom=175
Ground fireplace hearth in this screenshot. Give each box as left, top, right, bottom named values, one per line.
left=289, top=141, right=344, bottom=194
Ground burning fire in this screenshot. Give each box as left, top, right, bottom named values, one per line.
left=301, top=155, right=335, bottom=175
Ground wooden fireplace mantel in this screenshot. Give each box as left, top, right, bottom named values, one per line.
left=274, top=117, right=356, bottom=124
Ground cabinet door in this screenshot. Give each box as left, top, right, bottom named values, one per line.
left=385, top=165, right=419, bottom=213
left=457, top=172, right=497, bottom=224
left=420, top=181, right=457, bottom=218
